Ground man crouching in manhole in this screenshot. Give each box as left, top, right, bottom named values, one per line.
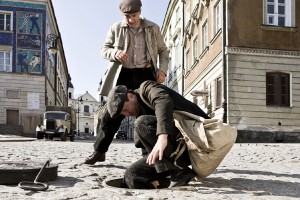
left=106, top=80, right=212, bottom=189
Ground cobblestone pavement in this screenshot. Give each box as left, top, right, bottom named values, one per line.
left=0, top=138, right=299, bottom=200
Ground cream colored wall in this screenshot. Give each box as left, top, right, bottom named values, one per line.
left=0, top=73, right=45, bottom=132
left=227, top=47, right=300, bottom=131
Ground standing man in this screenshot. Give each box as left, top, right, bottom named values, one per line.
left=84, top=0, right=169, bottom=164
left=105, top=81, right=210, bottom=188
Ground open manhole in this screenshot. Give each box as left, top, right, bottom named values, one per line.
left=0, top=160, right=58, bottom=185
left=104, top=178, right=171, bottom=189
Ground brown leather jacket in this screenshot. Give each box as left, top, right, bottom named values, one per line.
left=135, top=81, right=210, bottom=136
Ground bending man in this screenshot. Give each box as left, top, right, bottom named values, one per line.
left=106, top=80, right=210, bottom=189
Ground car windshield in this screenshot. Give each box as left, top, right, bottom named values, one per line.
left=45, top=113, right=66, bottom=120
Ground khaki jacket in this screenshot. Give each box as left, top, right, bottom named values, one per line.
left=99, top=18, right=169, bottom=96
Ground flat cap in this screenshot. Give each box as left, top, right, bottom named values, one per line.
left=107, top=85, right=128, bottom=118
left=119, top=0, right=142, bottom=14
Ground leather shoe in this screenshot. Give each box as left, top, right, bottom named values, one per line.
left=84, top=151, right=105, bottom=164
left=168, top=167, right=196, bottom=188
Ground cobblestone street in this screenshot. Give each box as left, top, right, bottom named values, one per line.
left=0, top=137, right=299, bottom=200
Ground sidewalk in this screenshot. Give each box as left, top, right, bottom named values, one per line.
left=0, top=134, right=96, bottom=142
left=0, top=134, right=36, bottom=142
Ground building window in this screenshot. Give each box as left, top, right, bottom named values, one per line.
left=214, top=1, right=222, bottom=34
left=216, top=77, right=222, bottom=107
left=175, top=38, right=180, bottom=69
left=84, top=105, right=89, bottom=113
left=185, top=49, right=190, bottom=72
left=0, top=50, right=12, bottom=72
left=202, top=20, right=208, bottom=51
left=6, top=90, right=20, bottom=99
left=0, top=11, right=12, bottom=31
left=266, top=72, right=290, bottom=107
left=168, top=57, right=172, bottom=84
left=265, top=0, right=294, bottom=27
left=192, top=37, right=198, bottom=63
left=175, top=7, right=180, bottom=25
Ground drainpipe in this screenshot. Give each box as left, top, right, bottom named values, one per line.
left=54, top=53, right=57, bottom=106
left=222, top=0, right=228, bottom=123
left=181, top=0, right=185, bottom=96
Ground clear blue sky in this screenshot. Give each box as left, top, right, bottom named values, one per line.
left=51, top=0, right=169, bottom=99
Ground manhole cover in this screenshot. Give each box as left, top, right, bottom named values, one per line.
left=0, top=160, right=58, bottom=185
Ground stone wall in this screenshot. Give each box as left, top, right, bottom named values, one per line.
left=0, top=124, right=23, bottom=135
left=236, top=130, right=300, bottom=143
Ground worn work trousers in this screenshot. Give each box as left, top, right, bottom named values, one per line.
left=123, top=115, right=190, bottom=189
left=93, top=67, right=156, bottom=152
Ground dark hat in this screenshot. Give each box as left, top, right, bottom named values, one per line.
left=119, top=0, right=142, bottom=14
left=107, top=85, right=128, bottom=118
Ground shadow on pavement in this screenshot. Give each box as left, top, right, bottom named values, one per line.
left=49, top=176, right=84, bottom=188
left=217, top=169, right=300, bottom=179
left=192, top=169, right=300, bottom=198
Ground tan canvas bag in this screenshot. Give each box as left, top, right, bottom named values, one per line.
left=172, top=111, right=237, bottom=180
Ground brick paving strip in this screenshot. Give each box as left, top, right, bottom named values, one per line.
left=0, top=136, right=299, bottom=200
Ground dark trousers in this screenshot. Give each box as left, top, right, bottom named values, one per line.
left=117, top=67, right=156, bottom=90
left=123, top=115, right=190, bottom=189
left=93, top=67, right=156, bottom=152
left=93, top=108, right=124, bottom=152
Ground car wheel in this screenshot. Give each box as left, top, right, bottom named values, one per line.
left=60, top=131, right=67, bottom=141
left=36, top=132, right=43, bottom=139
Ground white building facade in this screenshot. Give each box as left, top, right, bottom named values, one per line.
left=68, top=89, right=100, bottom=135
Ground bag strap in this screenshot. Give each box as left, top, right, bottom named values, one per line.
left=170, top=138, right=186, bottom=169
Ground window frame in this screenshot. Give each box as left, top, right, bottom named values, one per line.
left=214, top=0, right=222, bottom=34
left=0, top=11, right=13, bottom=31
left=84, top=105, right=89, bottom=113
left=202, top=20, right=208, bottom=51
left=215, top=76, right=222, bottom=108
left=175, top=6, right=181, bottom=25
left=185, top=49, right=190, bottom=73
left=264, top=0, right=294, bottom=27
left=266, top=72, right=290, bottom=107
left=0, top=50, right=12, bottom=72
left=192, top=36, right=198, bottom=64
left=174, top=37, right=180, bottom=69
